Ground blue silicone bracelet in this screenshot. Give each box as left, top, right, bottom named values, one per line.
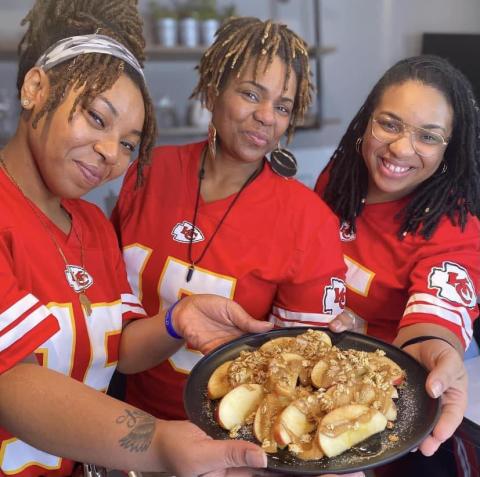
left=165, top=300, right=183, bottom=339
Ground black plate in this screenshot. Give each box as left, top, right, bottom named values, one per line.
left=184, top=327, right=441, bottom=475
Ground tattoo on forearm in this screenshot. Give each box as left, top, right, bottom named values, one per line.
left=116, top=409, right=156, bottom=452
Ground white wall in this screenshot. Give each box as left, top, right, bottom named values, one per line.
left=1, top=0, right=479, bottom=212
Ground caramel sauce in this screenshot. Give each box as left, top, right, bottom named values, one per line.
left=319, top=409, right=376, bottom=437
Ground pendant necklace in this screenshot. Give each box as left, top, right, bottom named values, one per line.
left=186, top=148, right=262, bottom=282
left=0, top=152, right=93, bottom=316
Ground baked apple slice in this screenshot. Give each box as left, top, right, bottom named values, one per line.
left=216, top=383, right=264, bottom=430
left=207, top=360, right=233, bottom=399
left=273, top=401, right=316, bottom=447
left=383, top=398, right=397, bottom=421
left=267, top=352, right=303, bottom=396
left=310, top=359, right=329, bottom=388
left=293, top=428, right=324, bottom=461
left=253, top=393, right=290, bottom=452
left=260, top=336, right=296, bottom=353
left=318, top=404, right=387, bottom=457
left=296, top=329, right=332, bottom=348
left=371, top=355, right=405, bottom=386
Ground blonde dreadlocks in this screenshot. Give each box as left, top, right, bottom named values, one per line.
left=17, top=0, right=156, bottom=184
left=191, top=16, right=313, bottom=141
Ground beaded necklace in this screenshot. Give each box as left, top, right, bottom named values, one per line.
left=186, top=148, right=262, bottom=282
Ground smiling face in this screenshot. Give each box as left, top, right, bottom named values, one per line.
left=361, top=80, right=453, bottom=203
left=210, top=55, right=297, bottom=166
left=28, top=72, right=145, bottom=199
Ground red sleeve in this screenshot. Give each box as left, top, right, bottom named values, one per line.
left=103, top=203, right=147, bottom=323
left=270, top=194, right=347, bottom=327
left=107, top=165, right=147, bottom=322
left=399, top=217, right=480, bottom=349
left=115, top=252, right=147, bottom=322
left=0, top=229, right=60, bottom=374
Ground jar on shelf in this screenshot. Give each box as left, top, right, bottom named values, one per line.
left=178, top=16, right=199, bottom=47
left=156, top=17, right=177, bottom=47
left=187, top=99, right=211, bottom=128
left=155, top=96, right=179, bottom=129
left=150, top=4, right=178, bottom=46
left=200, top=18, right=219, bottom=45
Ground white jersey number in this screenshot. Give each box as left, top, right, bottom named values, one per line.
left=123, top=248, right=236, bottom=374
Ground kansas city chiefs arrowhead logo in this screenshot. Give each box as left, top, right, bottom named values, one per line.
left=65, top=265, right=93, bottom=293
left=323, top=277, right=347, bottom=315
left=339, top=221, right=356, bottom=242
left=171, top=221, right=205, bottom=244
left=428, top=261, right=476, bottom=308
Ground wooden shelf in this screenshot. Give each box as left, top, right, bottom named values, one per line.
left=156, top=117, right=340, bottom=138
left=145, top=45, right=206, bottom=61
left=308, top=46, right=336, bottom=57
left=0, top=44, right=335, bottom=61
left=0, top=40, right=335, bottom=61
left=144, top=44, right=335, bottom=61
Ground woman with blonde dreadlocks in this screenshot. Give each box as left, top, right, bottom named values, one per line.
left=0, top=2, right=279, bottom=476
left=112, top=16, right=349, bottom=421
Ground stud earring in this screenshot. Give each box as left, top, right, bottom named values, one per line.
left=270, top=142, right=297, bottom=178
left=21, top=99, right=30, bottom=108
left=208, top=122, right=217, bottom=161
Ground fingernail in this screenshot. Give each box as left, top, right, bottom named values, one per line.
left=431, top=381, right=443, bottom=398
left=410, top=447, right=418, bottom=453
left=246, top=450, right=267, bottom=468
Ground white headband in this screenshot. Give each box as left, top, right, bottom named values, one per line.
left=35, top=34, right=145, bottom=81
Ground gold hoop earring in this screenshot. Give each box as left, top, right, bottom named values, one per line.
left=270, top=141, right=297, bottom=178
left=208, top=122, right=216, bottom=161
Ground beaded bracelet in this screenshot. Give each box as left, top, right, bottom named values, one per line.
left=399, top=335, right=455, bottom=350
left=164, top=300, right=183, bottom=340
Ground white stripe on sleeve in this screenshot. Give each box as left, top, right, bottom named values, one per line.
left=404, top=293, right=473, bottom=347
left=0, top=294, right=39, bottom=333
left=0, top=305, right=51, bottom=352
left=269, top=306, right=334, bottom=327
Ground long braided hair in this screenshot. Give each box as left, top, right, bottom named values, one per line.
left=17, top=0, right=156, bottom=185
left=322, top=54, right=480, bottom=239
left=190, top=16, right=314, bottom=142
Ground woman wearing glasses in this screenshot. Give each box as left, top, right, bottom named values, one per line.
left=316, top=55, right=480, bottom=475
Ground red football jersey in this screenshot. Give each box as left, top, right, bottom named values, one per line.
left=0, top=171, right=145, bottom=477
left=315, top=174, right=480, bottom=348
left=112, top=140, right=347, bottom=420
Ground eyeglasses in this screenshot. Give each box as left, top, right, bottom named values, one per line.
left=371, top=115, right=449, bottom=157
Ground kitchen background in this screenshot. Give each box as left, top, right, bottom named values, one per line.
left=0, top=0, right=479, bottom=214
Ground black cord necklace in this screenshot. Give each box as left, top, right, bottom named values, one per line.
left=186, top=149, right=262, bottom=282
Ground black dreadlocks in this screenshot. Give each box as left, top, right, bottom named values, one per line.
left=321, top=54, right=480, bottom=239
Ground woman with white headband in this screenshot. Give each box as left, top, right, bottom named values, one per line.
left=0, top=1, right=281, bottom=476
